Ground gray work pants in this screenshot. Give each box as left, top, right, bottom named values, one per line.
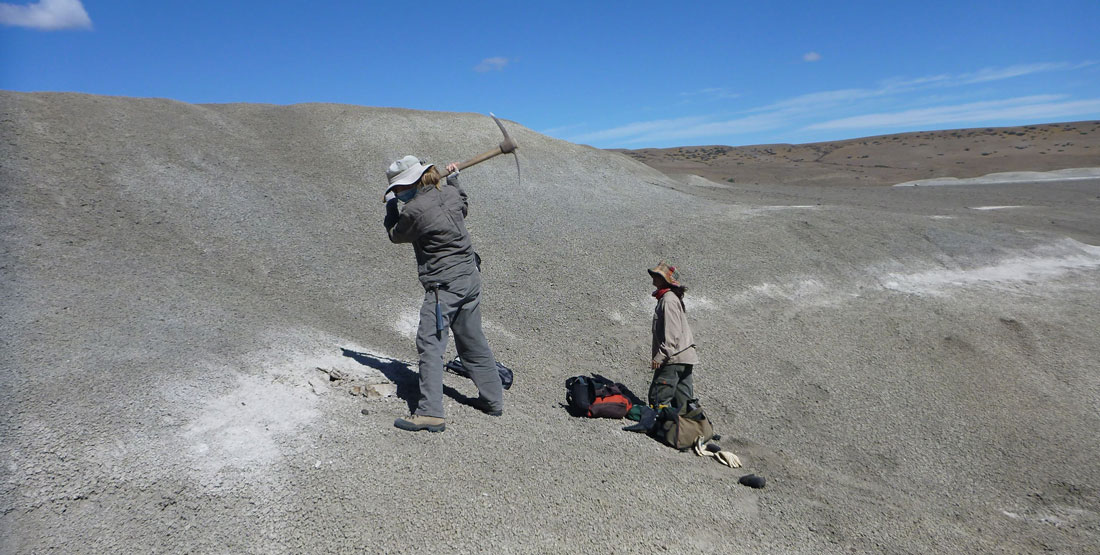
left=648, top=363, right=694, bottom=409
left=415, top=268, right=502, bottom=418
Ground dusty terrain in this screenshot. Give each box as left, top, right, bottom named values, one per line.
left=613, top=121, right=1100, bottom=188
left=2, top=91, right=1099, bottom=553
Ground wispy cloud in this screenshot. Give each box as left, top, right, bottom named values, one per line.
left=566, top=61, right=1097, bottom=146
left=680, top=87, right=740, bottom=101
left=803, top=52, right=822, bottom=62
left=958, top=62, right=1095, bottom=84
left=570, top=116, right=710, bottom=143
left=568, top=112, right=794, bottom=145
left=0, top=0, right=91, bottom=30
left=806, top=95, right=1100, bottom=130
left=753, top=87, right=883, bottom=113
left=474, top=57, right=511, bottom=73
left=539, top=122, right=588, bottom=136
left=760, top=62, right=1091, bottom=113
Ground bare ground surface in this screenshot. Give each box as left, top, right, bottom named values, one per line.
left=612, top=120, right=1100, bottom=189
left=2, top=91, right=1099, bottom=553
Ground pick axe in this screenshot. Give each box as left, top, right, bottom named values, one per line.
left=382, top=114, right=520, bottom=202
left=441, top=113, right=520, bottom=181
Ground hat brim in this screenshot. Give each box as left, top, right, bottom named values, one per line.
left=648, top=267, right=681, bottom=287
left=385, top=163, right=434, bottom=194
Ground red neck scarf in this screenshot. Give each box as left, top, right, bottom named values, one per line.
left=652, top=287, right=671, bottom=300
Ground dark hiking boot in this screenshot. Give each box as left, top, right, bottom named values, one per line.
left=394, top=415, right=445, bottom=432
left=470, top=396, right=503, bottom=417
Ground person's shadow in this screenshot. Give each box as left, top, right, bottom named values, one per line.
left=341, top=348, right=479, bottom=413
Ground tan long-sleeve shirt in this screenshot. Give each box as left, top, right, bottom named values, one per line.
left=651, top=291, right=699, bottom=366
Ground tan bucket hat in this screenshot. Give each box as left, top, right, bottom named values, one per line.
left=647, top=261, right=683, bottom=287
left=384, top=155, right=434, bottom=195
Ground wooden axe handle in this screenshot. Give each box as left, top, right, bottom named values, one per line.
left=444, top=146, right=504, bottom=176
left=439, top=113, right=517, bottom=178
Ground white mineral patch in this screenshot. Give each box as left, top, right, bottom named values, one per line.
left=184, top=374, right=318, bottom=473
left=482, top=318, right=518, bottom=340
left=183, top=333, right=395, bottom=474
left=968, top=205, right=1025, bottom=211
left=392, top=305, right=515, bottom=341
left=676, top=174, right=730, bottom=188
left=393, top=306, right=420, bottom=339
left=684, top=294, right=716, bottom=312
left=727, top=241, right=1100, bottom=304
left=747, top=205, right=820, bottom=212
left=881, top=242, right=1100, bottom=295
left=251, top=329, right=389, bottom=383
left=894, top=167, right=1100, bottom=187
left=724, top=277, right=856, bottom=309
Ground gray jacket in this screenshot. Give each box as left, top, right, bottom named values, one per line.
left=385, top=174, right=479, bottom=287
left=652, top=291, right=699, bottom=366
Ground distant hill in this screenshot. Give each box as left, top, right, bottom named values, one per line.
left=611, top=121, right=1100, bottom=187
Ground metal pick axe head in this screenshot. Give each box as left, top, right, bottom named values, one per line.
left=442, top=113, right=521, bottom=186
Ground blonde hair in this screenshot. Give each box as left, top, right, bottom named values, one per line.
left=418, top=166, right=442, bottom=190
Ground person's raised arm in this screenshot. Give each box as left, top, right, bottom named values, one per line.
left=445, top=162, right=469, bottom=216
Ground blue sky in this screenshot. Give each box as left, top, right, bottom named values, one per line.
left=2, top=0, right=1098, bottom=148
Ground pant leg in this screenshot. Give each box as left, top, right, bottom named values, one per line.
left=648, top=363, right=682, bottom=408
left=449, top=271, right=503, bottom=408
left=673, top=364, right=694, bottom=409
left=414, top=288, right=452, bottom=418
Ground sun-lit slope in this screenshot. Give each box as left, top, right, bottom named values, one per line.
left=2, top=91, right=1099, bottom=553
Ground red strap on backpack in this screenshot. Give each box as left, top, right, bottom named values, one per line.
left=587, top=393, right=632, bottom=419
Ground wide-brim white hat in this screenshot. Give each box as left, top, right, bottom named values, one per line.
left=384, top=155, right=434, bottom=195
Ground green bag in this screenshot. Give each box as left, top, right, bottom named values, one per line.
left=660, top=404, right=715, bottom=450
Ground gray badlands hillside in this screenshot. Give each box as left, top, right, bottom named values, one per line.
left=2, top=91, right=1099, bottom=553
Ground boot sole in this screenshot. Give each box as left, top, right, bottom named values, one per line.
left=393, top=419, right=445, bottom=432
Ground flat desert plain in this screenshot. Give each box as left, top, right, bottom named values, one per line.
left=2, top=92, right=1099, bottom=553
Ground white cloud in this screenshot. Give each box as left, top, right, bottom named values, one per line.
left=959, top=62, right=1095, bottom=84
left=0, top=0, right=91, bottom=30
left=806, top=95, right=1100, bottom=130
left=680, top=87, right=740, bottom=100
left=569, top=115, right=709, bottom=143
left=623, top=113, right=795, bottom=144
left=474, top=57, right=510, bottom=73
left=568, top=112, right=793, bottom=145
left=803, top=52, right=822, bottom=62
left=751, top=61, right=1092, bottom=116
left=567, top=61, right=1096, bottom=146
left=539, top=122, right=588, bottom=136
left=753, top=87, right=883, bottom=113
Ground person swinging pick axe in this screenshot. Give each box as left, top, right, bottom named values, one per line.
left=383, top=156, right=504, bottom=432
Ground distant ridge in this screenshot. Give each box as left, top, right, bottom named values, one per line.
left=611, top=120, right=1100, bottom=187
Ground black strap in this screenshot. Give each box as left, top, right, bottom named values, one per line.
left=427, top=283, right=443, bottom=333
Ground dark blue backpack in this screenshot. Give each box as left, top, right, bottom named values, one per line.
left=444, top=356, right=514, bottom=390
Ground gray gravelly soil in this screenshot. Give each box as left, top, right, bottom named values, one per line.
left=2, top=91, right=1099, bottom=553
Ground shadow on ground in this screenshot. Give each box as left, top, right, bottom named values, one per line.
left=340, top=348, right=481, bottom=413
